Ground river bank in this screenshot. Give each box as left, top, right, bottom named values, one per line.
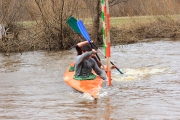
left=0, top=16, right=180, bottom=54
left=110, top=16, right=180, bottom=44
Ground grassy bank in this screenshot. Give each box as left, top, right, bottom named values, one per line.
left=84, top=15, right=180, bottom=44
left=1, top=15, right=180, bottom=54
left=110, top=15, right=180, bottom=44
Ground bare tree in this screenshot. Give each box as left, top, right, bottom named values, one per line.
left=82, top=0, right=128, bottom=44
left=34, top=0, right=79, bottom=50
left=0, top=0, right=27, bottom=54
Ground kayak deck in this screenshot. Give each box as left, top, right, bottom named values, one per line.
left=63, top=63, right=103, bottom=98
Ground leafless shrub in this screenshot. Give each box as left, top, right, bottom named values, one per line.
left=111, top=16, right=180, bottom=44
left=33, top=0, right=80, bottom=51
left=111, top=0, right=180, bottom=17
left=1, top=0, right=180, bottom=53
left=0, top=0, right=27, bottom=54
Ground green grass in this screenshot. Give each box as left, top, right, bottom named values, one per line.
left=21, top=21, right=37, bottom=27
left=83, top=15, right=180, bottom=27
left=110, top=16, right=155, bottom=26
left=82, top=16, right=156, bottom=27
left=20, top=15, right=180, bottom=28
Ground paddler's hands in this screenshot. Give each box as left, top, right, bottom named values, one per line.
left=90, top=40, right=94, bottom=43
left=92, top=49, right=97, bottom=54
left=101, top=65, right=117, bottom=70
left=111, top=65, right=117, bottom=69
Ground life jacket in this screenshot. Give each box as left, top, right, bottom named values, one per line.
left=69, top=62, right=96, bottom=80
left=73, top=73, right=96, bottom=80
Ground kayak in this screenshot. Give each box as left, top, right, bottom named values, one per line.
left=63, top=62, right=103, bottom=98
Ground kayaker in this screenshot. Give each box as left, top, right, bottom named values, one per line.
left=74, top=43, right=107, bottom=81
left=75, top=41, right=117, bottom=70
left=75, top=41, right=102, bottom=67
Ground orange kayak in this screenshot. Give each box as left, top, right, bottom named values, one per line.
left=63, top=62, right=103, bottom=98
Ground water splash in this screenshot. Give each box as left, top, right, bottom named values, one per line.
left=97, top=89, right=108, bottom=98
left=112, top=67, right=170, bottom=81
left=68, top=91, right=95, bottom=100
left=68, top=86, right=109, bottom=100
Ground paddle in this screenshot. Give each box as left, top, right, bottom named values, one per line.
left=66, top=16, right=123, bottom=74
left=67, top=16, right=81, bottom=34
left=77, top=20, right=123, bottom=74
left=67, top=17, right=101, bottom=61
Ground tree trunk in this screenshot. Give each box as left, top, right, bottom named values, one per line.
left=91, top=0, right=100, bottom=43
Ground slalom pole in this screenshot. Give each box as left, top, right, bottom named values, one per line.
left=101, top=0, right=111, bottom=86
left=105, top=0, right=111, bottom=86
left=101, top=0, right=106, bottom=54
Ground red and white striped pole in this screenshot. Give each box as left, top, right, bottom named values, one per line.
left=101, top=0, right=111, bottom=86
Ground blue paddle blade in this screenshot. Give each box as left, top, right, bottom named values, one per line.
left=77, top=20, right=91, bottom=43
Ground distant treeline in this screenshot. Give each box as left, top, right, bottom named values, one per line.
left=111, top=0, right=180, bottom=17
left=1, top=0, right=180, bottom=21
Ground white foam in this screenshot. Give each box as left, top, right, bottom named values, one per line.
left=112, top=67, right=170, bottom=81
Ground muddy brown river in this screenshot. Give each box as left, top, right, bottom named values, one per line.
left=0, top=39, right=180, bottom=119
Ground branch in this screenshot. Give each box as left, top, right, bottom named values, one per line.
left=109, top=0, right=128, bottom=8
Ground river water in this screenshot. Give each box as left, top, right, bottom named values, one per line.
left=0, top=39, right=179, bottom=120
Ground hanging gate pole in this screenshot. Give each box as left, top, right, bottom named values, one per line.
left=101, top=0, right=111, bottom=86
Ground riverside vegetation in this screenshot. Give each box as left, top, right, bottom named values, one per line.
left=0, top=15, right=180, bottom=54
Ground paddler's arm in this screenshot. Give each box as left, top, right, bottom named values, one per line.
left=92, top=59, right=107, bottom=80
left=91, top=55, right=102, bottom=68
left=76, top=41, right=89, bottom=55
left=77, top=41, right=89, bottom=48
left=75, top=51, right=95, bottom=65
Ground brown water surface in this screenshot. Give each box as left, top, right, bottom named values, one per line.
left=0, top=39, right=180, bottom=119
